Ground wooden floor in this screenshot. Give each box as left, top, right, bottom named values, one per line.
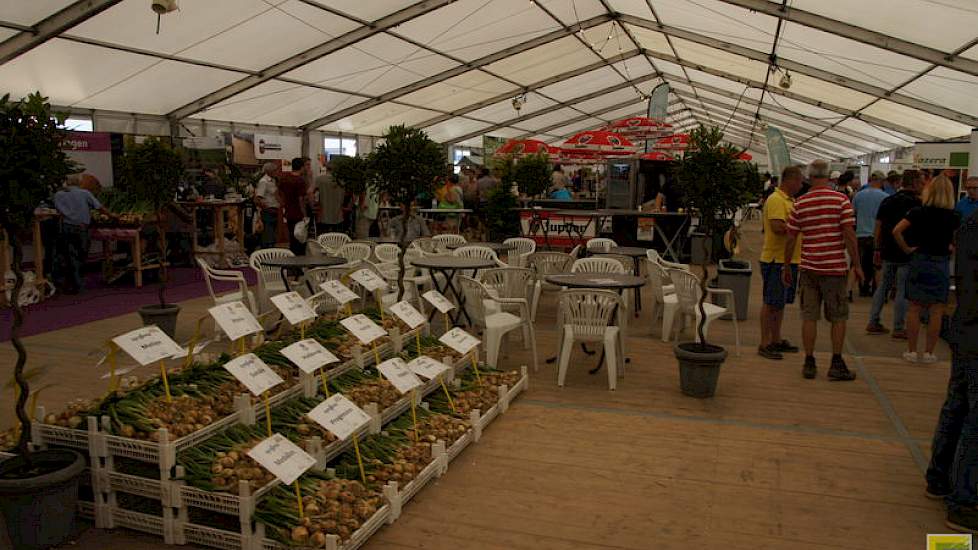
left=3, top=220, right=951, bottom=549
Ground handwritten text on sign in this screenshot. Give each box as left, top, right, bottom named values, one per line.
left=340, top=314, right=387, bottom=345
left=247, top=433, right=315, bottom=485
left=439, top=327, right=480, bottom=355
left=223, top=353, right=284, bottom=396
left=349, top=269, right=388, bottom=292
left=209, top=301, right=263, bottom=341
left=279, top=339, right=340, bottom=374
left=307, top=394, right=371, bottom=441
left=422, top=290, right=455, bottom=313
left=389, top=301, right=426, bottom=329
left=377, top=358, right=423, bottom=394
left=111, top=326, right=185, bottom=365
left=270, top=292, right=317, bottom=325
left=407, top=356, right=451, bottom=380
left=319, top=280, right=358, bottom=305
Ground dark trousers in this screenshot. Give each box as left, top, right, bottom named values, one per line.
left=60, top=223, right=89, bottom=291
left=927, top=353, right=978, bottom=510
left=260, top=209, right=279, bottom=249
left=286, top=219, right=305, bottom=256
left=857, top=236, right=876, bottom=295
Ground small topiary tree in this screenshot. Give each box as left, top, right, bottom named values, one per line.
left=674, top=125, right=761, bottom=348
left=513, top=152, right=551, bottom=198
left=366, top=125, right=444, bottom=299
left=0, top=93, right=76, bottom=456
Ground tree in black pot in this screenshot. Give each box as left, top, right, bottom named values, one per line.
left=671, top=125, right=760, bottom=397
left=366, top=125, right=443, bottom=300
left=513, top=152, right=551, bottom=199
left=0, top=93, right=87, bottom=549
left=119, top=137, right=184, bottom=337
left=482, top=155, right=521, bottom=242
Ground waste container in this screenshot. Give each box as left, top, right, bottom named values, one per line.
left=690, top=232, right=712, bottom=265
left=715, top=259, right=751, bottom=320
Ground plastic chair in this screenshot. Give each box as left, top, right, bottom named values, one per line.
left=433, top=234, right=466, bottom=253
left=666, top=268, right=740, bottom=355
left=526, top=251, right=574, bottom=322
left=647, top=248, right=689, bottom=272
left=316, top=232, right=351, bottom=255
left=410, top=237, right=440, bottom=256
left=571, top=257, right=624, bottom=275
left=646, top=259, right=678, bottom=337
left=459, top=276, right=537, bottom=371
left=373, top=243, right=401, bottom=264
left=249, top=248, right=293, bottom=312
left=479, top=267, right=534, bottom=344
left=502, top=237, right=536, bottom=267
left=453, top=245, right=504, bottom=266
left=556, top=289, right=625, bottom=390
left=197, top=258, right=257, bottom=315
left=586, top=238, right=617, bottom=254
left=337, top=242, right=372, bottom=265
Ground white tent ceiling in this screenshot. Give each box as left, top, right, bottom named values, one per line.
left=1, top=0, right=976, bottom=161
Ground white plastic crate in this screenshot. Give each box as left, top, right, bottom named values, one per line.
left=78, top=500, right=96, bottom=520
left=257, top=503, right=392, bottom=550
left=393, top=440, right=447, bottom=507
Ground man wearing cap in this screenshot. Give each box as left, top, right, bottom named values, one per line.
left=884, top=171, right=900, bottom=195
left=852, top=171, right=889, bottom=296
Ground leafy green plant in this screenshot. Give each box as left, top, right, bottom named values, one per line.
left=674, top=125, right=761, bottom=348
left=513, top=153, right=551, bottom=197
left=484, top=184, right=520, bottom=241
left=366, top=125, right=444, bottom=299
left=331, top=155, right=372, bottom=197
left=0, top=93, right=76, bottom=456
left=119, top=137, right=184, bottom=306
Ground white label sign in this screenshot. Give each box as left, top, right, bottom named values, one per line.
left=246, top=433, right=315, bottom=486
left=407, top=356, right=451, bottom=380
left=223, top=353, right=284, bottom=396
left=319, top=280, right=358, bottom=305
left=279, top=339, right=340, bottom=374
left=349, top=269, right=388, bottom=292
left=439, top=328, right=480, bottom=355
left=270, top=292, right=317, bottom=326
left=307, top=394, right=371, bottom=441
left=422, top=290, right=455, bottom=313
left=111, top=326, right=185, bottom=366
left=389, top=301, right=426, bottom=329
left=209, top=302, right=263, bottom=341
left=377, top=358, right=424, bottom=394
left=340, top=314, right=387, bottom=345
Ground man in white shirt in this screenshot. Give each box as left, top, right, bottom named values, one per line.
left=254, top=162, right=280, bottom=248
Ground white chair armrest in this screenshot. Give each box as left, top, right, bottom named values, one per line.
left=706, top=287, right=734, bottom=298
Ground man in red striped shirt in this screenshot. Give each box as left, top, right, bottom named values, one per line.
left=783, top=160, right=863, bottom=381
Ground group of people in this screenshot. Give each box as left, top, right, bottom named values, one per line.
left=758, top=159, right=978, bottom=532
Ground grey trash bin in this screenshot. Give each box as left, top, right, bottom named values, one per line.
left=715, top=259, right=751, bottom=320
left=690, top=232, right=712, bottom=265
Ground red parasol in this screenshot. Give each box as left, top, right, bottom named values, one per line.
left=607, top=116, right=672, bottom=139
left=562, top=130, right=636, bottom=156
left=493, top=138, right=553, bottom=159
left=735, top=151, right=752, bottom=161
left=639, top=151, right=675, bottom=162
left=653, top=133, right=691, bottom=151
left=558, top=149, right=604, bottom=165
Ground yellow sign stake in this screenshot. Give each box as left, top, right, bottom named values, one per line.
left=263, top=391, right=272, bottom=436
left=439, top=377, right=456, bottom=413
left=294, top=480, right=304, bottom=518
left=346, top=303, right=353, bottom=317
left=185, top=316, right=207, bottom=368
left=372, top=342, right=381, bottom=365
left=239, top=337, right=247, bottom=356
left=300, top=321, right=305, bottom=340
left=415, top=331, right=422, bottom=356
left=320, top=370, right=330, bottom=397
left=106, top=342, right=119, bottom=393
left=470, top=353, right=482, bottom=386
left=410, top=389, right=419, bottom=443
left=352, top=434, right=367, bottom=485
left=375, top=291, right=385, bottom=320
left=443, top=312, right=450, bottom=332
left=159, top=360, right=172, bottom=402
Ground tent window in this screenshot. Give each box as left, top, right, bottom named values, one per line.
left=59, top=116, right=93, bottom=132
left=324, top=137, right=357, bottom=158
left=452, top=148, right=471, bottom=174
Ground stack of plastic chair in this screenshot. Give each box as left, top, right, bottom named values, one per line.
left=556, top=289, right=625, bottom=390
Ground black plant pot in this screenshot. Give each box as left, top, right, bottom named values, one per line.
left=673, top=342, right=728, bottom=398
left=0, top=449, right=86, bottom=550
left=137, top=303, right=181, bottom=338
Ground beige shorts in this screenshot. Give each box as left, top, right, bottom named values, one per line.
left=799, top=270, right=849, bottom=322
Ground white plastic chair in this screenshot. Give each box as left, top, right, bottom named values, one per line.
left=453, top=245, right=504, bottom=265
left=410, top=237, right=440, bottom=256
left=433, top=234, right=466, bottom=253
left=373, top=243, right=401, bottom=264
left=459, top=276, right=537, bottom=371
left=337, top=242, right=372, bottom=265
left=526, top=251, right=574, bottom=322
left=316, top=232, right=351, bottom=255
left=646, top=259, right=678, bottom=338
left=571, top=257, right=625, bottom=275
left=249, top=248, right=293, bottom=312
left=197, top=258, right=257, bottom=315
left=479, top=267, right=534, bottom=344
left=646, top=248, right=689, bottom=272
left=556, top=289, right=625, bottom=390
left=666, top=268, right=740, bottom=355
left=586, top=238, right=617, bottom=254
left=502, top=237, right=536, bottom=267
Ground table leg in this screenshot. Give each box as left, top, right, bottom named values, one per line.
left=633, top=257, right=642, bottom=315
left=215, top=207, right=225, bottom=268
left=589, top=295, right=631, bottom=374
left=190, top=206, right=199, bottom=259
left=235, top=205, right=245, bottom=260
left=134, top=233, right=143, bottom=288
left=426, top=268, right=452, bottom=326
left=443, top=268, right=475, bottom=326
left=280, top=267, right=292, bottom=293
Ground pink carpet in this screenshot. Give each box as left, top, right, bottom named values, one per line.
left=0, top=267, right=257, bottom=341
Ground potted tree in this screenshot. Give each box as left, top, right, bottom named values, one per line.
left=365, top=125, right=443, bottom=299
left=331, top=154, right=373, bottom=238
left=513, top=152, right=551, bottom=200
left=484, top=155, right=521, bottom=241
left=671, top=125, right=760, bottom=397
left=120, top=137, right=184, bottom=337
left=0, top=93, right=86, bottom=549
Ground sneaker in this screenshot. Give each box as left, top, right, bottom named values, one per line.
left=828, top=357, right=857, bottom=381
left=926, top=483, right=952, bottom=500
left=757, top=345, right=783, bottom=360
left=802, top=356, right=816, bottom=379
left=772, top=339, right=799, bottom=353
left=903, top=351, right=919, bottom=363
left=891, top=329, right=908, bottom=340
left=920, top=353, right=938, bottom=364
left=866, top=323, right=889, bottom=335
left=946, top=507, right=978, bottom=534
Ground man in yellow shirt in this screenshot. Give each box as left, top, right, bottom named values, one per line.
left=759, top=165, right=804, bottom=360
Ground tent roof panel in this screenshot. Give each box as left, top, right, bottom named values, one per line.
left=398, top=74, right=513, bottom=113
left=646, top=0, right=779, bottom=52
left=779, top=72, right=876, bottom=111
left=670, top=38, right=771, bottom=83
left=481, top=33, right=604, bottom=84
left=425, top=117, right=492, bottom=143
left=609, top=56, right=658, bottom=80
left=550, top=118, right=606, bottom=138
left=0, top=0, right=74, bottom=26
left=192, top=81, right=353, bottom=126
left=900, top=67, right=978, bottom=119
left=573, top=87, right=645, bottom=113
left=481, top=127, right=525, bottom=139
left=622, top=25, right=674, bottom=55
left=836, top=117, right=915, bottom=146
left=466, top=95, right=558, bottom=124
left=316, top=0, right=417, bottom=22
left=519, top=108, right=585, bottom=131
left=320, top=103, right=440, bottom=134
left=539, top=0, right=609, bottom=26
left=861, top=99, right=973, bottom=140
left=534, top=66, right=623, bottom=102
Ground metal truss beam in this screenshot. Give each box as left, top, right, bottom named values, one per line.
left=0, top=0, right=123, bottom=64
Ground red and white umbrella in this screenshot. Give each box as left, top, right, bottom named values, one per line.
left=735, top=151, right=753, bottom=161
left=493, top=138, right=553, bottom=159
left=639, top=151, right=675, bottom=162
left=653, top=133, right=691, bottom=151
left=558, top=149, right=604, bottom=165
left=608, top=116, right=672, bottom=139
left=562, top=130, right=636, bottom=156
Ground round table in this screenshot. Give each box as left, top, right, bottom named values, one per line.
left=445, top=241, right=515, bottom=254
left=411, top=256, right=498, bottom=326
left=261, top=255, right=346, bottom=293
left=597, top=246, right=649, bottom=315
left=553, top=210, right=606, bottom=248
left=365, top=236, right=401, bottom=244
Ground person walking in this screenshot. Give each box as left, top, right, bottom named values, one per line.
left=955, top=176, right=978, bottom=222
left=53, top=174, right=113, bottom=294
left=757, top=165, right=803, bottom=360
left=893, top=175, right=960, bottom=363
left=924, top=204, right=978, bottom=532
left=315, top=160, right=345, bottom=234
left=277, top=157, right=312, bottom=256
left=782, top=159, right=862, bottom=381
left=254, top=162, right=280, bottom=249
left=852, top=171, right=889, bottom=296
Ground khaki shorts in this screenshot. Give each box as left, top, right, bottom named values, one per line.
left=799, top=270, right=849, bottom=322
